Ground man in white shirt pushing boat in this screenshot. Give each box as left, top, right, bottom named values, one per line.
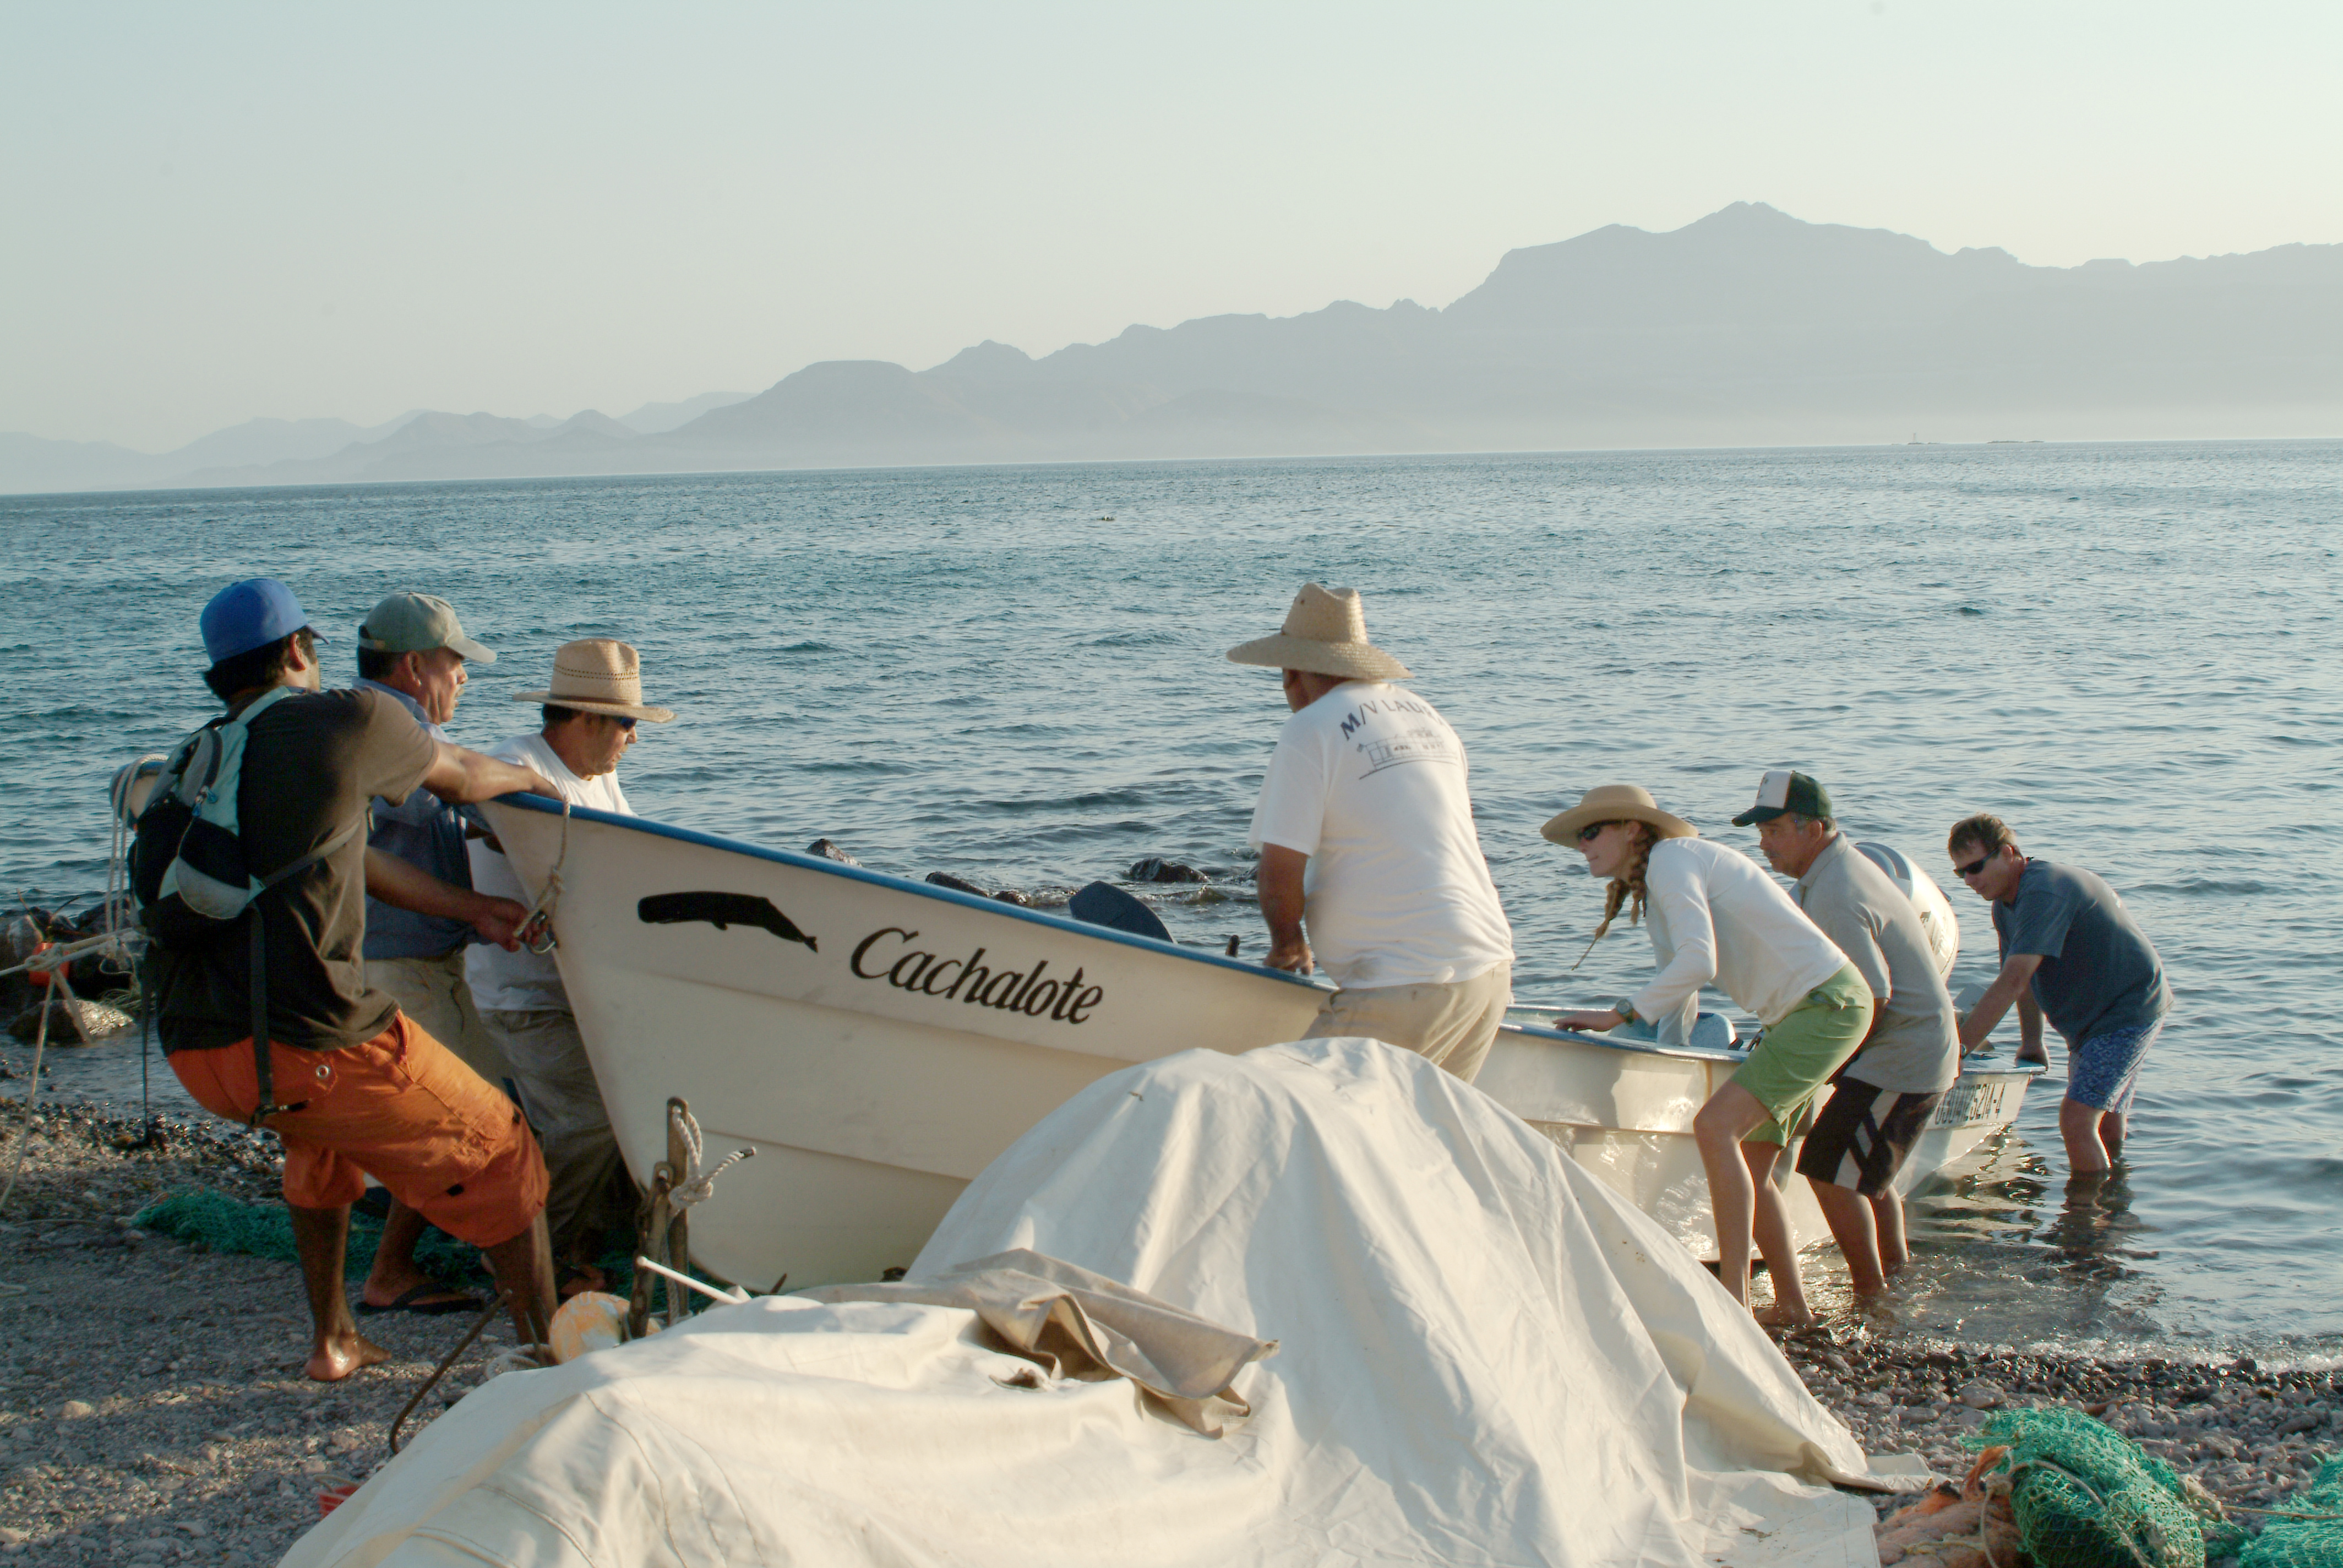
left=1229, top=583, right=1515, bottom=1082
left=1547, top=785, right=1873, bottom=1322
left=467, top=639, right=678, bottom=1295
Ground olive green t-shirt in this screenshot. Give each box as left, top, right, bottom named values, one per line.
left=153, top=687, right=437, bottom=1054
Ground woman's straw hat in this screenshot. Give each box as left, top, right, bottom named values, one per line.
left=1540, top=784, right=1699, bottom=845
left=513, top=639, right=676, bottom=722
left=1225, top=582, right=1413, bottom=682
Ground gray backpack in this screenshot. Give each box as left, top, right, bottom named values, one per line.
left=129, top=687, right=366, bottom=1123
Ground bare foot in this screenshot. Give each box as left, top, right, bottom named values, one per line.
left=1754, top=1302, right=1814, bottom=1330
left=307, top=1331, right=392, bottom=1382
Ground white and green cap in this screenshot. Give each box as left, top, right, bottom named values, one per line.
left=357, top=592, right=495, bottom=663
left=1731, top=769, right=1832, bottom=826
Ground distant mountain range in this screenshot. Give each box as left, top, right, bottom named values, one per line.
left=8, top=203, right=2339, bottom=494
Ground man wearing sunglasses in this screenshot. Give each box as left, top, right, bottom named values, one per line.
left=1946, top=813, right=2171, bottom=1175
left=467, top=639, right=678, bottom=1294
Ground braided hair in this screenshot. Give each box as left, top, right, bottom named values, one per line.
left=1573, top=820, right=1658, bottom=969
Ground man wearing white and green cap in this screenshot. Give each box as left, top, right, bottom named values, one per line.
left=1740, top=770, right=1959, bottom=1308
left=1229, top=583, right=1514, bottom=1081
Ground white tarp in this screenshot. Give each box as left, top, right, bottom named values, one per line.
left=284, top=1038, right=1910, bottom=1568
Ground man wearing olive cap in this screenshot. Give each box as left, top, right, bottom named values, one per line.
left=353, top=591, right=518, bottom=1314
left=1228, top=583, right=1514, bottom=1081
left=356, top=593, right=513, bottom=1080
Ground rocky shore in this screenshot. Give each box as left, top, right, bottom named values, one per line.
left=0, top=1091, right=2332, bottom=1564
left=0, top=1102, right=522, bottom=1565
left=1772, top=1319, right=2340, bottom=1546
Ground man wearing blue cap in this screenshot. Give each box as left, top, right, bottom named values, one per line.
left=153, top=579, right=564, bottom=1380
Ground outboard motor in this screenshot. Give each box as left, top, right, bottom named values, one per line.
left=1854, top=841, right=1960, bottom=978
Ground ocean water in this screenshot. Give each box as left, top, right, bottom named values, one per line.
left=3, top=443, right=2338, bottom=1361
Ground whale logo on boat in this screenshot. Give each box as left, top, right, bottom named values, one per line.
left=638, top=892, right=819, bottom=952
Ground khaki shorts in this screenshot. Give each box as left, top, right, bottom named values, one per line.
left=1303, top=963, right=1512, bottom=1084
left=367, top=950, right=514, bottom=1088
left=170, top=1010, right=548, bottom=1247
left=1733, top=964, right=1875, bottom=1146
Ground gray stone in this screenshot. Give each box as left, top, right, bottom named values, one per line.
left=1957, top=1380, right=2004, bottom=1409
left=1127, top=857, right=1208, bottom=884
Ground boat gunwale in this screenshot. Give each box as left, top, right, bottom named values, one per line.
left=1495, top=1014, right=2052, bottom=1082
left=491, top=791, right=1327, bottom=992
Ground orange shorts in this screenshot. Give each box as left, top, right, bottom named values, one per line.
left=170, top=1010, right=548, bottom=1248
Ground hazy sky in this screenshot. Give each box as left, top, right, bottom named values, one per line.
left=8, top=3, right=2339, bottom=451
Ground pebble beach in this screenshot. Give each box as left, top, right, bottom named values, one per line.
left=0, top=1082, right=2334, bottom=1563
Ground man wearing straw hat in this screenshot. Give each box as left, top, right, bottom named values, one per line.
left=468, top=639, right=676, bottom=1293
left=1228, top=584, right=1514, bottom=1081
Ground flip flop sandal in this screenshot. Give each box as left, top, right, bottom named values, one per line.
left=358, top=1282, right=487, bottom=1317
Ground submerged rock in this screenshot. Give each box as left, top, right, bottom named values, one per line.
left=992, top=890, right=1033, bottom=907
left=1128, top=857, right=1208, bottom=884
left=804, top=839, right=861, bottom=867
left=924, top=872, right=989, bottom=897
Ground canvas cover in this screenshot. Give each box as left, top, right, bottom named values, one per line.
left=282, top=1037, right=1914, bottom=1568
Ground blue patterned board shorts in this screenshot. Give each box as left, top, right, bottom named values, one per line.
left=2067, top=1015, right=2164, bottom=1114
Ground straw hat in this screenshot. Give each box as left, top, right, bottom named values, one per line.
left=513, top=639, right=676, bottom=722
left=1225, top=582, right=1414, bottom=681
left=1539, top=784, right=1699, bottom=846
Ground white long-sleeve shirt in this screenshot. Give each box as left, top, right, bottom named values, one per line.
left=1628, top=837, right=1850, bottom=1031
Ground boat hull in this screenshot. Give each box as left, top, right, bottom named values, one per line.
left=483, top=796, right=2044, bottom=1288
left=483, top=797, right=1327, bottom=1287
left=1480, top=1014, right=2044, bottom=1259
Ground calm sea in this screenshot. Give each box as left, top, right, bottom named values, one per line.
left=4, top=443, right=2338, bottom=1361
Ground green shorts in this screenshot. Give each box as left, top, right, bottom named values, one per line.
left=1733, top=964, right=1875, bottom=1146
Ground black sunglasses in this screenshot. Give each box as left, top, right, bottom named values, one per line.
left=607, top=715, right=637, bottom=732
left=1576, top=821, right=1611, bottom=844
left=1953, top=853, right=1992, bottom=878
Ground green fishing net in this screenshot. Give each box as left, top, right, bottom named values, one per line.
left=2239, top=1454, right=2343, bottom=1568
left=132, top=1186, right=651, bottom=1303
left=1967, top=1406, right=2211, bottom=1568
left=133, top=1188, right=488, bottom=1282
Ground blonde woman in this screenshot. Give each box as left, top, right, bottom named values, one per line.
left=1545, top=785, right=1874, bottom=1324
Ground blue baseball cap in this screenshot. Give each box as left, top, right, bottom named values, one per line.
left=200, top=579, right=329, bottom=665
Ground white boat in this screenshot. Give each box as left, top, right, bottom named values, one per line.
left=1480, top=1013, right=2044, bottom=1259
left=482, top=794, right=2041, bottom=1287
left=482, top=794, right=1327, bottom=1287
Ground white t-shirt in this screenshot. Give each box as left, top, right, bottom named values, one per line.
left=465, top=732, right=631, bottom=1014
left=1248, top=682, right=1513, bottom=990
left=1630, top=836, right=1852, bottom=1031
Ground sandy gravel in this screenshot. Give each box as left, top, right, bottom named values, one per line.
left=0, top=1103, right=521, bottom=1565
left=0, top=1094, right=2332, bottom=1564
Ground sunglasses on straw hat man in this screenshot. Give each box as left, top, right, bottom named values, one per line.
left=514, top=639, right=678, bottom=726
left=1225, top=582, right=1414, bottom=685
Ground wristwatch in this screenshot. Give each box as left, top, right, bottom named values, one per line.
left=1612, top=998, right=1639, bottom=1025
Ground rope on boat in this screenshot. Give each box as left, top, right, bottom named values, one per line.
left=518, top=798, right=571, bottom=956
left=667, top=1098, right=755, bottom=1211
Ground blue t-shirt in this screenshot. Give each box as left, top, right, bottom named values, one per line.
left=354, top=679, right=476, bottom=960
left=1992, top=859, right=2171, bottom=1044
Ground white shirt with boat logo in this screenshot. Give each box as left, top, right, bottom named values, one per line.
left=1248, top=681, right=1512, bottom=990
